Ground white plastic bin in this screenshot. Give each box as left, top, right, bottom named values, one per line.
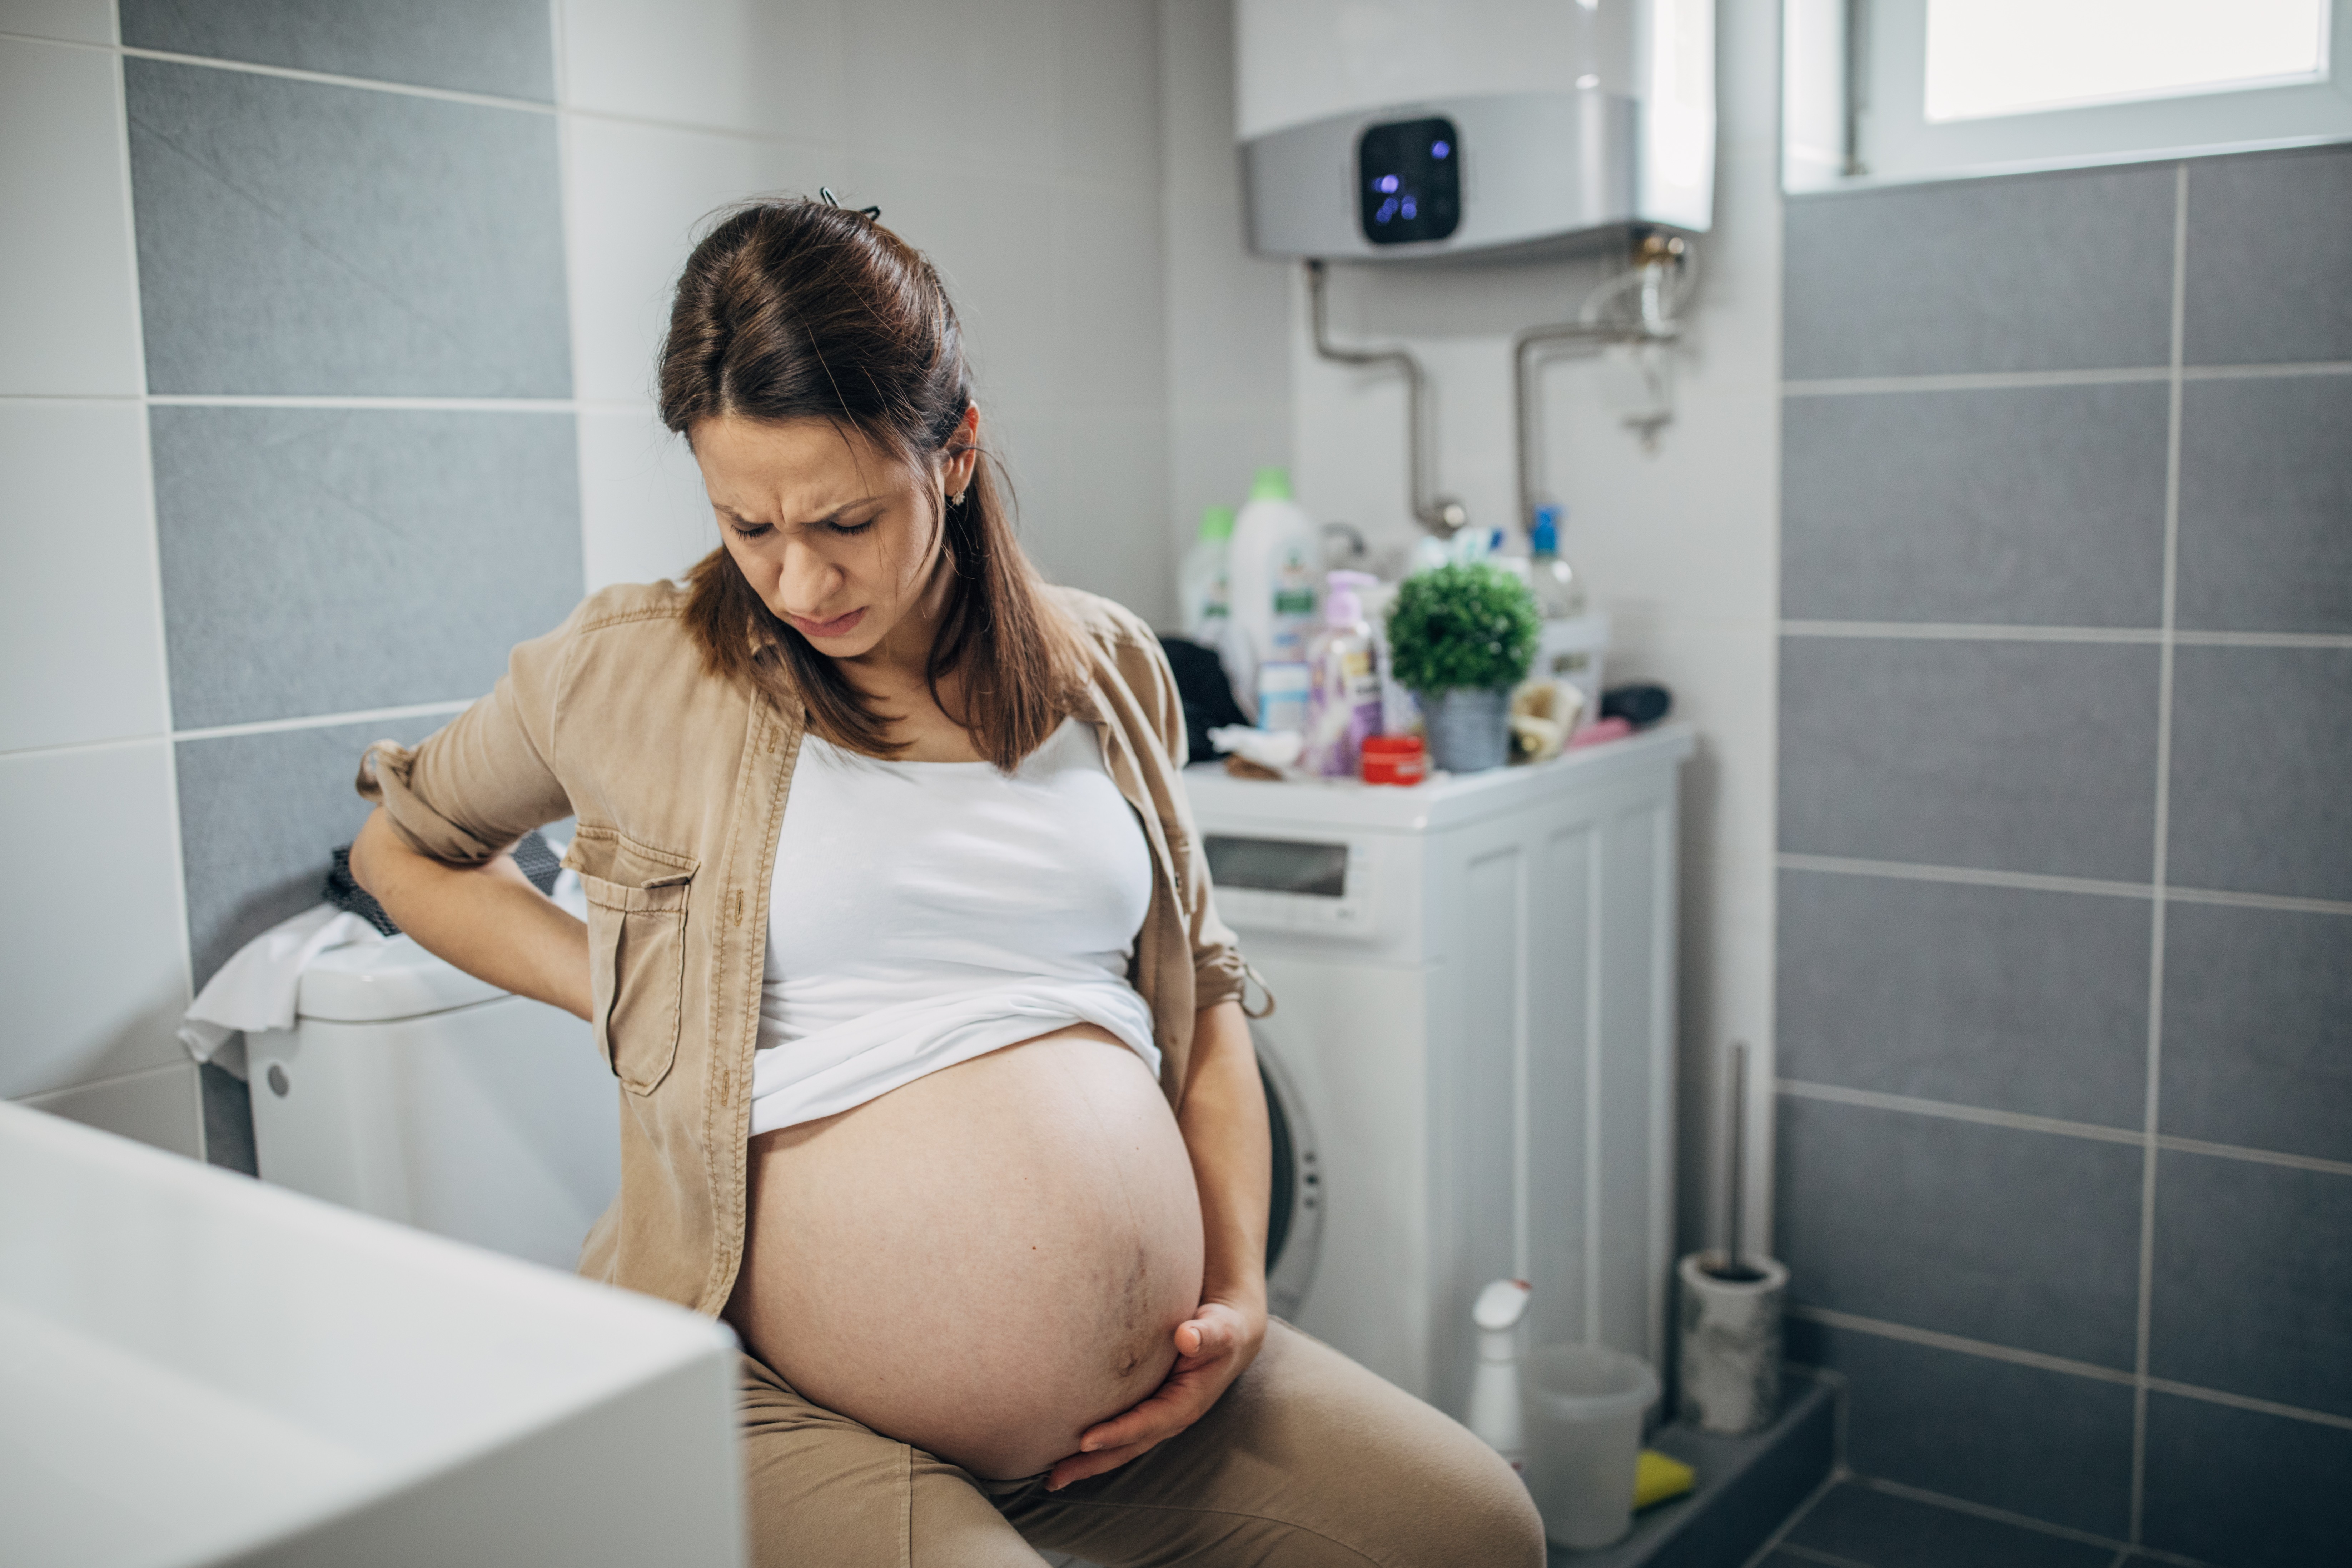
left=1521, top=1343, right=1660, bottom=1549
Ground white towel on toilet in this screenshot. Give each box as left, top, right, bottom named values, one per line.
left=178, top=904, right=385, bottom=1082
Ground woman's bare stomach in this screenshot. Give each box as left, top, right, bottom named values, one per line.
left=724, top=1024, right=1204, bottom=1479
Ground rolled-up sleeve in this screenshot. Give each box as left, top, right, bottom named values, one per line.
left=1128, top=625, right=1269, bottom=1018
left=357, top=604, right=581, bottom=865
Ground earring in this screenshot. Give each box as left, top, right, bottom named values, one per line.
left=948, top=489, right=967, bottom=507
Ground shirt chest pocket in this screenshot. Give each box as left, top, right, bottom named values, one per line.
left=569, top=831, right=697, bottom=1096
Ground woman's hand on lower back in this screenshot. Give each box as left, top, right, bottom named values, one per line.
left=1045, top=1293, right=1268, bottom=1491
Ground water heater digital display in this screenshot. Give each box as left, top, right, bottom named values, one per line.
left=1357, top=116, right=1461, bottom=245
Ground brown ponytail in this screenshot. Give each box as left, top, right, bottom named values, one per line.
left=659, top=198, right=1076, bottom=771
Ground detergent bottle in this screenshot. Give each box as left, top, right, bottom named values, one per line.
left=1303, top=570, right=1382, bottom=777
left=1225, top=467, right=1319, bottom=718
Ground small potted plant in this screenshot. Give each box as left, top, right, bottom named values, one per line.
left=1384, top=561, right=1541, bottom=773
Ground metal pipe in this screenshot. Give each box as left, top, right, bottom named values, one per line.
left=1305, top=259, right=1468, bottom=537
left=1512, top=239, right=1689, bottom=533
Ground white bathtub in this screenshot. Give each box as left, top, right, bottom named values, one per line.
left=0, top=1101, right=744, bottom=1568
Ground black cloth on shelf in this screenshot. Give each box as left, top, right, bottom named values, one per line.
left=1157, top=634, right=1250, bottom=765
left=1600, top=683, right=1672, bottom=727
left=325, top=828, right=562, bottom=938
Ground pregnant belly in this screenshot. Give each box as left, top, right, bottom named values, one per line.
left=723, top=1025, right=1205, bottom=1479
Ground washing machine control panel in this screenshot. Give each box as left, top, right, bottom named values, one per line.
left=1202, top=831, right=1382, bottom=938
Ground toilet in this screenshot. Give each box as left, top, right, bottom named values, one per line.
left=244, top=936, right=619, bottom=1271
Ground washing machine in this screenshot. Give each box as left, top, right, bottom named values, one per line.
left=1190, top=724, right=1690, bottom=1419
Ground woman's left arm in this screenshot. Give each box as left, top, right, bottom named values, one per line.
left=1048, top=998, right=1270, bottom=1489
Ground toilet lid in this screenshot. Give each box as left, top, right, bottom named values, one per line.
left=299, top=936, right=506, bottom=1023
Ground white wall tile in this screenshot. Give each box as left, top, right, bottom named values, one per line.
left=0, top=400, right=169, bottom=751
left=0, top=740, right=192, bottom=1100
left=560, top=0, right=844, bottom=143
left=1158, top=0, right=1243, bottom=206
left=1054, top=186, right=1168, bottom=417
left=843, top=0, right=1061, bottom=177
left=854, top=154, right=1064, bottom=416
left=0, top=37, right=143, bottom=395
left=0, top=0, right=115, bottom=43
left=564, top=114, right=836, bottom=404
left=20, top=1062, right=205, bottom=1161
left=1058, top=0, right=1159, bottom=184
left=1043, top=411, right=1174, bottom=624
left=578, top=406, right=719, bottom=590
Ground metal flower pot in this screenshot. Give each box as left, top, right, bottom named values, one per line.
left=1418, top=686, right=1511, bottom=773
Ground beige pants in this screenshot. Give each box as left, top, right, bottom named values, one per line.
left=739, top=1319, right=1546, bottom=1567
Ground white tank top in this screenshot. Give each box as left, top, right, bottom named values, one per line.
left=747, top=716, right=1160, bottom=1136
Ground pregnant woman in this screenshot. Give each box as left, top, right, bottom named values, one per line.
left=350, top=199, right=1541, bottom=1567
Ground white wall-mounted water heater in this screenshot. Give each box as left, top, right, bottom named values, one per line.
left=1238, top=0, right=1715, bottom=261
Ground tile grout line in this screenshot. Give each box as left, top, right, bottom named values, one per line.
left=1776, top=1080, right=2352, bottom=1178
left=1733, top=1466, right=1845, bottom=1568
left=1780, top=621, right=2352, bottom=649
left=1853, top=1475, right=2224, bottom=1568
left=2128, top=160, right=2192, bottom=1545
left=1789, top=1305, right=2352, bottom=1436
left=1774, top=852, right=2352, bottom=918
left=1780, top=360, right=2352, bottom=396
left=171, top=701, right=476, bottom=745
left=109, top=29, right=207, bottom=1153
left=12, top=1057, right=203, bottom=1108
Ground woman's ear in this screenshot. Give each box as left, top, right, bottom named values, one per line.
left=944, top=403, right=982, bottom=497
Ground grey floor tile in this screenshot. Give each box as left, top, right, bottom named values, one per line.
left=1778, top=638, right=2159, bottom=883
left=1777, top=871, right=2149, bottom=1129
left=1781, top=1320, right=2134, bottom=1540
left=121, top=0, right=554, bottom=102
left=2149, top=1150, right=2352, bottom=1419
left=1784, top=166, right=2175, bottom=381
left=127, top=59, right=570, bottom=396
left=2183, top=146, right=2352, bottom=367
left=2165, top=647, right=2352, bottom=903
left=1775, top=1097, right=2143, bottom=1370
left=2175, top=375, right=2352, bottom=635
left=152, top=406, right=583, bottom=730
left=2161, top=900, right=2352, bottom=1165
left=1786, top=1479, right=2112, bottom=1568
left=2140, top=1393, right=2352, bottom=1568
left=178, top=715, right=447, bottom=986
left=1782, top=383, right=2168, bottom=627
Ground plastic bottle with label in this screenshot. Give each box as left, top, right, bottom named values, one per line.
left=1303, top=570, right=1382, bottom=777
left=1528, top=505, right=1586, bottom=619
left=1225, top=467, right=1320, bottom=719
left=1179, top=505, right=1234, bottom=644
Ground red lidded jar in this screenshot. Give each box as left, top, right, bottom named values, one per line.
left=1359, top=733, right=1427, bottom=786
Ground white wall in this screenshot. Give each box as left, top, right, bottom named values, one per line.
left=1204, top=0, right=1786, bottom=1255
left=561, top=0, right=1182, bottom=624
left=0, top=6, right=206, bottom=1158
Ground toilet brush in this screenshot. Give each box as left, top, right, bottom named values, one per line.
left=1675, top=1041, right=1787, bottom=1434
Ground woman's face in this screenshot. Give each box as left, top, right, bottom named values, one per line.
left=692, top=411, right=979, bottom=663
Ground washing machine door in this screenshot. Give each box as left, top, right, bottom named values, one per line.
left=1255, top=1026, right=1323, bottom=1320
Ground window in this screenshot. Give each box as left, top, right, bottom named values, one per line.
left=1787, top=0, right=2352, bottom=190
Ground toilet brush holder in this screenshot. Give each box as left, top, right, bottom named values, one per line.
left=1675, top=1250, right=1786, bottom=1435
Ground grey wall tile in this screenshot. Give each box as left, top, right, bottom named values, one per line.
left=2183, top=146, right=2352, bottom=367
left=2149, top=1151, right=2352, bottom=1419
left=1777, top=871, right=2149, bottom=1128
left=1779, top=637, right=2159, bottom=882
left=2175, top=375, right=2352, bottom=635
left=178, top=714, right=446, bottom=985
left=1784, top=166, right=2176, bottom=381
left=152, top=407, right=583, bottom=730
left=1775, top=1096, right=2143, bottom=1369
left=121, top=0, right=555, bottom=103
left=126, top=59, right=570, bottom=396
left=1781, top=384, right=2168, bottom=627
left=1785, top=1480, right=2111, bottom=1568
left=2166, top=647, right=2352, bottom=902
left=2162, top=901, right=2352, bottom=1165
left=1782, top=1320, right=2134, bottom=1539
left=2140, top=1393, right=2352, bottom=1568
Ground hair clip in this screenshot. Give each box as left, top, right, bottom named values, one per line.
left=817, top=186, right=882, bottom=220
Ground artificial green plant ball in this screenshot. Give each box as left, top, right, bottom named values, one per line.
left=1383, top=561, right=1542, bottom=695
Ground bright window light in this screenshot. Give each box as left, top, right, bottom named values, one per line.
left=1924, top=0, right=2332, bottom=123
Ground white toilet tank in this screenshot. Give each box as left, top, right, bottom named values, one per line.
left=245, top=937, right=620, bottom=1271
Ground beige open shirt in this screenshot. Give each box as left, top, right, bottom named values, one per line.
left=359, top=580, right=1263, bottom=1319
